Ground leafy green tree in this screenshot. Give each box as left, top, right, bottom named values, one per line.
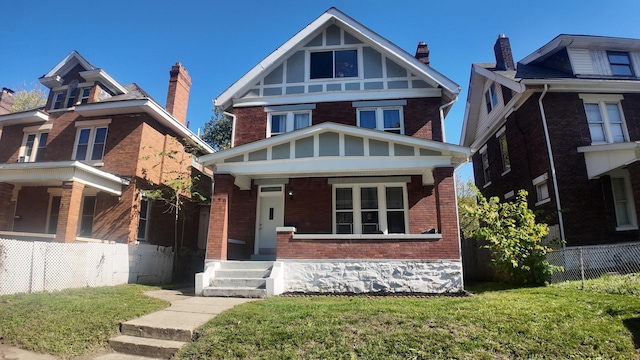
left=464, top=186, right=558, bottom=284
left=456, top=176, right=479, bottom=239
left=201, top=107, right=232, bottom=151
left=11, top=83, right=47, bottom=112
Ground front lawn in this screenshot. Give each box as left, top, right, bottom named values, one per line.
left=178, top=281, right=640, bottom=359
left=0, top=284, right=167, bottom=357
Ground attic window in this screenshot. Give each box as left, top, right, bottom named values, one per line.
left=484, top=83, right=498, bottom=113
left=607, top=51, right=634, bottom=76
left=310, top=50, right=358, bottom=79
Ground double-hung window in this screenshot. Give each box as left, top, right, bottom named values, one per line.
left=79, top=87, right=91, bottom=104
left=19, top=132, right=48, bottom=162
left=333, top=183, right=408, bottom=235
left=485, top=83, right=498, bottom=113
left=533, top=173, right=550, bottom=206
left=310, top=49, right=358, bottom=79
left=607, top=51, right=634, bottom=76
left=137, top=197, right=151, bottom=241
left=611, top=171, right=637, bottom=230
left=78, top=195, right=96, bottom=237
left=52, top=92, right=64, bottom=109
left=580, top=94, right=627, bottom=145
left=66, top=81, right=79, bottom=108
left=268, top=111, right=311, bottom=136
left=73, top=119, right=110, bottom=162
left=357, top=107, right=403, bottom=134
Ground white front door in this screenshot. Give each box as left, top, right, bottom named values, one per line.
left=255, top=186, right=284, bottom=255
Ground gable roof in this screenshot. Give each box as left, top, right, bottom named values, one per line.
left=214, top=7, right=460, bottom=110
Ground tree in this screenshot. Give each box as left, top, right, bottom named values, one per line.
left=201, top=107, right=232, bottom=151
left=464, top=186, right=558, bottom=285
left=11, top=83, right=47, bottom=112
left=456, top=176, right=479, bottom=239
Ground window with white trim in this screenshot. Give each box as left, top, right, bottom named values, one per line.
left=268, top=111, right=311, bottom=136
left=610, top=172, right=637, bottom=230
left=19, top=132, right=48, bottom=162
left=496, top=127, right=510, bottom=174
left=53, top=92, right=64, bottom=109
left=607, top=51, right=634, bottom=76
left=79, top=87, right=91, bottom=104
left=357, top=107, right=403, bottom=134
left=73, top=120, right=110, bottom=162
left=333, top=183, right=408, bottom=235
left=47, top=195, right=61, bottom=234
left=310, top=49, right=358, bottom=79
left=485, top=83, right=498, bottom=113
left=580, top=94, right=628, bottom=145
left=65, top=80, right=79, bottom=108
left=533, top=173, right=550, bottom=206
left=137, top=197, right=151, bottom=240
left=78, top=195, right=96, bottom=237
left=479, top=145, right=490, bottom=186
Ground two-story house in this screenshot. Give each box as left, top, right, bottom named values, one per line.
left=461, top=34, right=640, bottom=247
left=0, top=51, right=213, bottom=249
left=196, top=8, right=470, bottom=296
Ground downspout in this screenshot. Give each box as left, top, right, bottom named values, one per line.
left=538, top=84, right=566, bottom=247
left=223, top=111, right=237, bottom=148
left=439, top=95, right=458, bottom=143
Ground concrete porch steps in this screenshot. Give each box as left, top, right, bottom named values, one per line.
left=109, top=335, right=186, bottom=359
left=202, top=261, right=274, bottom=298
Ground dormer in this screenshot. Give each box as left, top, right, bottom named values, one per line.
left=39, top=51, right=128, bottom=111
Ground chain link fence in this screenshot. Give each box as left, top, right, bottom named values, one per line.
left=547, top=242, right=640, bottom=285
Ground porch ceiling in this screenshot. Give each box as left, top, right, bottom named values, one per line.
left=577, top=142, right=640, bottom=179
left=0, top=161, right=130, bottom=195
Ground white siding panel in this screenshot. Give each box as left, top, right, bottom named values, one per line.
left=590, top=50, right=612, bottom=75
left=631, top=51, right=640, bottom=76
left=568, top=48, right=595, bottom=75
left=474, top=80, right=505, bottom=140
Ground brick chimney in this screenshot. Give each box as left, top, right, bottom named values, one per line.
left=0, top=88, right=14, bottom=115
left=166, top=62, right=191, bottom=125
left=494, top=34, right=515, bottom=71
left=415, top=42, right=430, bottom=66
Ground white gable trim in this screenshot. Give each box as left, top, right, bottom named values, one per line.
left=43, top=51, right=96, bottom=78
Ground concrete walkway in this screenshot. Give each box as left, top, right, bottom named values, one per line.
left=0, top=288, right=257, bottom=360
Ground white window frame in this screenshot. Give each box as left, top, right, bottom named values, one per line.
left=332, top=183, right=409, bottom=235
left=533, top=173, right=550, bottom=206
left=137, top=196, right=151, bottom=241
left=579, top=94, right=628, bottom=145
left=610, top=170, right=638, bottom=231
left=46, top=189, right=63, bottom=234
left=79, top=87, right=92, bottom=104
left=78, top=195, right=97, bottom=238
left=485, top=83, right=498, bottom=113
left=19, top=124, right=52, bottom=163
left=267, top=111, right=312, bottom=137
left=73, top=119, right=111, bottom=164
left=479, top=145, right=491, bottom=187
left=356, top=107, right=404, bottom=134
left=496, top=127, right=511, bottom=175
left=52, top=92, right=64, bottom=109
left=65, top=80, right=79, bottom=108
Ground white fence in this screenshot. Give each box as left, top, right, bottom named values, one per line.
left=547, top=242, right=640, bottom=284
left=0, top=238, right=173, bottom=295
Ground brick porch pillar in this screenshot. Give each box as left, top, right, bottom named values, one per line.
left=433, top=167, right=460, bottom=257
left=55, top=181, right=85, bottom=243
left=0, top=182, right=15, bottom=231
left=206, top=174, right=236, bottom=261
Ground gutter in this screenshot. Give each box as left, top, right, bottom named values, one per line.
left=223, top=111, right=237, bottom=148
left=439, top=96, right=457, bottom=143
left=538, top=84, right=566, bottom=247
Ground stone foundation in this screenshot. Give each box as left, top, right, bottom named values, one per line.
left=282, top=260, right=463, bottom=294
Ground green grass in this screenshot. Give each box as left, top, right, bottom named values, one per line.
left=0, top=284, right=167, bottom=357
left=553, top=272, right=640, bottom=296
left=178, top=282, right=640, bottom=359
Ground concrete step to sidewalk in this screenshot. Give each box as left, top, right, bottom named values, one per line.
left=120, top=309, right=217, bottom=341
left=219, top=261, right=274, bottom=270
left=202, top=286, right=267, bottom=298
left=109, top=335, right=186, bottom=359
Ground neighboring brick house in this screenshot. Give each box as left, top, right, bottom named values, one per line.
left=461, top=34, right=640, bottom=247
left=0, top=51, right=213, bottom=249
left=197, top=8, right=470, bottom=295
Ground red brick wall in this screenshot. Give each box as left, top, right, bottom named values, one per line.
left=0, top=183, right=14, bottom=231
left=13, top=186, right=49, bottom=233
left=56, top=181, right=84, bottom=243
left=284, top=178, right=332, bottom=233
left=92, top=184, right=136, bottom=244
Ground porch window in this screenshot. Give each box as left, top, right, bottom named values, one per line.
left=611, top=173, right=637, bottom=230
left=137, top=197, right=150, bottom=240
left=47, top=196, right=61, bottom=234
left=268, top=111, right=311, bottom=136
left=78, top=196, right=96, bottom=237
left=357, top=107, right=403, bottom=134
left=333, top=184, right=407, bottom=234
left=73, top=124, right=109, bottom=162
left=19, top=132, right=48, bottom=162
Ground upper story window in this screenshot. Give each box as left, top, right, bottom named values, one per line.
left=485, top=83, right=498, bottom=113
left=20, top=132, right=48, bottom=162
left=73, top=119, right=111, bottom=163
left=310, top=49, right=358, bottom=79
left=53, top=92, right=64, bottom=109
left=607, top=51, right=634, bottom=76
left=79, top=87, right=91, bottom=104
left=580, top=94, right=628, bottom=145
left=50, top=82, right=93, bottom=111
left=357, top=107, right=403, bottom=134
left=66, top=81, right=79, bottom=108
left=268, top=111, right=311, bottom=137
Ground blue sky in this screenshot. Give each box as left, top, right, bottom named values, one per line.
left=2, top=0, right=640, bottom=181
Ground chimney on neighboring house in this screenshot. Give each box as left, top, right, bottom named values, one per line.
left=415, top=42, right=430, bottom=66
left=494, top=34, right=515, bottom=70
left=0, top=88, right=15, bottom=115
left=166, top=62, right=192, bottom=125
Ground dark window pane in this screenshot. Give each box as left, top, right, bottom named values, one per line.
left=336, top=188, right=352, bottom=210
left=386, top=187, right=404, bottom=209
left=361, top=211, right=379, bottom=233
left=611, top=65, right=633, bottom=76
left=35, top=133, right=48, bottom=161
left=336, top=212, right=353, bottom=234
left=48, top=196, right=61, bottom=234
left=335, top=50, right=358, bottom=78
left=79, top=196, right=96, bottom=237
left=271, top=114, right=286, bottom=134
left=360, top=187, right=378, bottom=209
left=383, top=109, right=401, bottom=129
left=387, top=211, right=405, bottom=233
left=310, top=51, right=333, bottom=79
left=359, top=110, right=376, bottom=129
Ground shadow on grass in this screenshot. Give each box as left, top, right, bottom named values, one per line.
left=464, top=281, right=538, bottom=294
left=623, top=317, right=640, bottom=349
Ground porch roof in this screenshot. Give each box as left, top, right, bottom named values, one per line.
left=0, top=161, right=130, bottom=195
left=577, top=141, right=640, bottom=179
left=197, top=122, right=470, bottom=189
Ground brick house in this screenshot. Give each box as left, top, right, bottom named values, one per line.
left=461, top=34, right=640, bottom=246
left=0, top=51, right=213, bottom=249
left=196, top=8, right=470, bottom=295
